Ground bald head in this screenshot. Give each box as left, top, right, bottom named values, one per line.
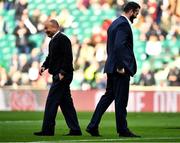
left=44, top=19, right=60, bottom=38
left=49, top=19, right=59, bottom=27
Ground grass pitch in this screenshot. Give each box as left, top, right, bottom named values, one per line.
left=0, top=111, right=180, bottom=142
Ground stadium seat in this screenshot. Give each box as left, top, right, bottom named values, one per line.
left=28, top=34, right=44, bottom=48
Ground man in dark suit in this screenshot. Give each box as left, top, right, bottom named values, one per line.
left=86, top=2, right=141, bottom=137
left=34, top=20, right=82, bottom=136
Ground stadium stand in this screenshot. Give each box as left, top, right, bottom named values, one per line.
left=0, top=0, right=179, bottom=89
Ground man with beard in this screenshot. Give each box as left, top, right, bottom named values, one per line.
left=86, top=2, right=141, bottom=137
left=34, top=19, right=82, bottom=136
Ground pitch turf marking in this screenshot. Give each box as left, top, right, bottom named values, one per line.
left=2, top=136, right=180, bottom=142
left=0, top=120, right=42, bottom=123
left=15, top=137, right=180, bottom=143
left=1, top=121, right=180, bottom=142
left=61, top=137, right=180, bottom=142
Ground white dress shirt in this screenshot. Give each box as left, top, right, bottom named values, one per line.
left=51, top=30, right=60, bottom=39
left=121, top=14, right=132, bottom=30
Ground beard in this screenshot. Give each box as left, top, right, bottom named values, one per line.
left=130, top=15, right=136, bottom=23
left=46, top=32, right=54, bottom=38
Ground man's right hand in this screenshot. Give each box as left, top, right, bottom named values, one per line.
left=39, top=67, right=45, bottom=76
left=117, top=68, right=125, bottom=74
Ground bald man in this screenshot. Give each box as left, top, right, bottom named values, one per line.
left=34, top=20, right=82, bottom=136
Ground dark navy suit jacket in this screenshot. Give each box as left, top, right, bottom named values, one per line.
left=104, top=16, right=137, bottom=77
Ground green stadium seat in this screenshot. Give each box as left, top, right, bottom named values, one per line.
left=133, top=28, right=140, bottom=40
left=64, top=28, right=73, bottom=37
left=79, top=15, right=88, bottom=22
left=153, top=59, right=163, bottom=70
left=0, top=41, right=7, bottom=48
left=7, top=9, right=15, bottom=16
left=34, top=0, right=43, bottom=4
left=28, top=34, right=44, bottom=48
left=6, top=34, right=15, bottom=41
left=101, top=9, right=116, bottom=19
left=171, top=46, right=179, bottom=55
left=71, top=9, right=82, bottom=19
left=28, top=4, right=37, bottom=12
left=1, top=61, right=10, bottom=71
left=71, top=80, right=81, bottom=90
left=66, top=0, right=75, bottom=3
left=134, top=41, right=146, bottom=54
left=36, top=4, right=46, bottom=11
left=90, top=15, right=100, bottom=22
left=133, top=73, right=141, bottom=84
left=58, top=3, right=69, bottom=10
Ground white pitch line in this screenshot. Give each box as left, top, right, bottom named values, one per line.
left=0, top=119, right=89, bottom=123
left=0, top=120, right=42, bottom=123
left=1, top=121, right=180, bottom=142
left=21, top=137, right=180, bottom=143
left=60, top=137, right=180, bottom=142
left=16, top=137, right=180, bottom=143
left=2, top=137, right=180, bottom=143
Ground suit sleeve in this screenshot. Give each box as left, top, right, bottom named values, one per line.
left=114, top=23, right=129, bottom=70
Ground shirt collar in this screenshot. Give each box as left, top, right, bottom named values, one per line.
left=121, top=14, right=132, bottom=28
left=52, top=30, right=60, bottom=39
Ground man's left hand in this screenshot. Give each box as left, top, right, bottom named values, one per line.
left=59, top=73, right=64, bottom=80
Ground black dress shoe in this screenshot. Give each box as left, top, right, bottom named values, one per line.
left=86, top=128, right=100, bottom=136
left=119, top=130, right=140, bottom=137
left=65, top=130, right=82, bottom=136
left=34, top=131, right=54, bottom=136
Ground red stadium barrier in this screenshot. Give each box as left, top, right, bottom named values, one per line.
left=0, top=86, right=180, bottom=112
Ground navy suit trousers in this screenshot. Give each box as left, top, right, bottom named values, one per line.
left=87, top=73, right=130, bottom=133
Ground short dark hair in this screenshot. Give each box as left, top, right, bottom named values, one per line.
left=123, top=1, right=141, bottom=13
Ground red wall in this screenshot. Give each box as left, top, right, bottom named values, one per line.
left=0, top=87, right=180, bottom=112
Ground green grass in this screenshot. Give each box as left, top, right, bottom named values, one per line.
left=0, top=112, right=180, bottom=142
